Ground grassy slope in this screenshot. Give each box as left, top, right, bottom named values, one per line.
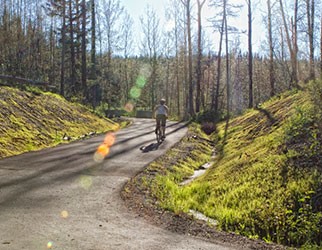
left=196, top=90, right=319, bottom=246
left=140, top=86, right=322, bottom=248
left=0, top=86, right=118, bottom=158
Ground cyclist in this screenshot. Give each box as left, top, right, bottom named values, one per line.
left=154, top=98, right=169, bottom=139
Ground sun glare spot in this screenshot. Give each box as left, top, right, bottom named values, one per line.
left=47, top=241, right=53, bottom=249
left=165, top=19, right=175, bottom=32
left=61, top=210, right=69, bottom=219
left=93, top=132, right=117, bottom=163
left=97, top=144, right=110, bottom=156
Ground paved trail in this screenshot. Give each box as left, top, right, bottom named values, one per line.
left=0, top=119, right=236, bottom=250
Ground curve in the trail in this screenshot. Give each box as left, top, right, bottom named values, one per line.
left=0, top=118, right=236, bottom=250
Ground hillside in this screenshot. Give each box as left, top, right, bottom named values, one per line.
left=0, top=86, right=118, bottom=159
left=123, top=81, right=322, bottom=249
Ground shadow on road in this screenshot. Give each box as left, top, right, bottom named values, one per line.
left=139, top=143, right=160, bottom=153
left=0, top=119, right=187, bottom=208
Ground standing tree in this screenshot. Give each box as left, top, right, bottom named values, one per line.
left=195, top=0, right=206, bottom=113
left=279, top=0, right=298, bottom=86
left=68, top=0, right=76, bottom=93
left=321, top=16, right=322, bottom=78
left=246, top=0, right=254, bottom=108
left=53, top=0, right=67, bottom=96
left=140, top=5, right=160, bottom=109
left=81, top=0, right=87, bottom=98
left=120, top=11, right=134, bottom=103
left=267, top=0, right=276, bottom=97
left=90, top=0, right=96, bottom=80
left=209, top=0, right=225, bottom=114
left=101, top=0, right=124, bottom=108
left=209, top=0, right=241, bottom=116
left=180, top=0, right=194, bottom=116
left=60, top=0, right=67, bottom=96
left=166, top=0, right=185, bottom=117
left=224, top=0, right=230, bottom=117
left=306, top=0, right=315, bottom=80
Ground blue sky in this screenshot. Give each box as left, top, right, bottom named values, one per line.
left=120, top=0, right=263, bottom=54
left=121, top=0, right=167, bottom=23
left=121, top=0, right=168, bottom=53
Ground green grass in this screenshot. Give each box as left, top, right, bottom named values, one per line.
left=140, top=81, right=322, bottom=248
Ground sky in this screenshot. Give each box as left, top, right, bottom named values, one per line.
left=120, top=0, right=265, bottom=54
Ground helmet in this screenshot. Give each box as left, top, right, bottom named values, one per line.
left=160, top=98, right=166, bottom=105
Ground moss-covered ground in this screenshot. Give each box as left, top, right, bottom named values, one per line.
left=0, top=86, right=118, bottom=158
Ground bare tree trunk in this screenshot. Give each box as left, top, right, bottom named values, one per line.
left=60, top=0, right=66, bottom=97
left=69, top=0, right=76, bottom=93
left=181, top=0, right=194, bottom=116
left=247, top=0, right=253, bottom=108
left=195, top=0, right=206, bottom=113
left=175, top=11, right=181, bottom=117
left=292, top=0, right=298, bottom=84
left=321, top=16, right=322, bottom=78
left=279, top=0, right=298, bottom=85
left=49, top=16, right=56, bottom=85
left=76, top=0, right=81, bottom=61
left=187, top=0, right=194, bottom=116
left=179, top=2, right=189, bottom=118
left=121, top=12, right=133, bottom=103
left=224, top=0, right=230, bottom=117
left=212, top=17, right=224, bottom=114
left=90, top=0, right=96, bottom=80
left=267, top=0, right=275, bottom=97
left=307, top=0, right=315, bottom=80
left=140, top=5, right=160, bottom=109
left=81, top=0, right=87, bottom=97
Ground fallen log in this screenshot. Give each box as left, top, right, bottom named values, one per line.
left=0, top=74, right=48, bottom=86
left=0, top=74, right=57, bottom=92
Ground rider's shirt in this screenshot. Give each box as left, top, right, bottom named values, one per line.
left=155, top=104, right=168, bottom=115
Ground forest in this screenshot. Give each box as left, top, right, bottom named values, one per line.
left=0, top=0, right=321, bottom=119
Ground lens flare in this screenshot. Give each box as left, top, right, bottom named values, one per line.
left=61, top=210, right=69, bottom=219
left=136, top=75, right=146, bottom=88
left=93, top=132, right=116, bottom=163
left=98, top=144, right=110, bottom=156
left=79, top=175, right=93, bottom=190
left=130, top=86, right=141, bottom=99
left=104, top=133, right=115, bottom=147
left=124, top=102, right=134, bottom=112
left=47, top=241, right=53, bottom=249
left=93, top=151, right=105, bottom=163
left=93, top=144, right=110, bottom=163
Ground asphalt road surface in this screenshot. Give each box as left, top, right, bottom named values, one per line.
left=0, top=118, right=236, bottom=250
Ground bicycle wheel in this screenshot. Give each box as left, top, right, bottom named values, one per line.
left=156, top=127, right=162, bottom=143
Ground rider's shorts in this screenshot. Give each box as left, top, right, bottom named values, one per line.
left=156, top=114, right=166, bottom=127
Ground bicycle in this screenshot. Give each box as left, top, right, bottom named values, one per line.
left=155, top=125, right=164, bottom=143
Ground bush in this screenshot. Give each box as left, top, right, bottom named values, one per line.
left=200, top=122, right=216, bottom=135
left=195, top=110, right=223, bottom=135
left=195, top=110, right=220, bottom=123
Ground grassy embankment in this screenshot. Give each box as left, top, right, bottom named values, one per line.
left=0, top=86, right=119, bottom=158
left=136, top=81, right=322, bottom=248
